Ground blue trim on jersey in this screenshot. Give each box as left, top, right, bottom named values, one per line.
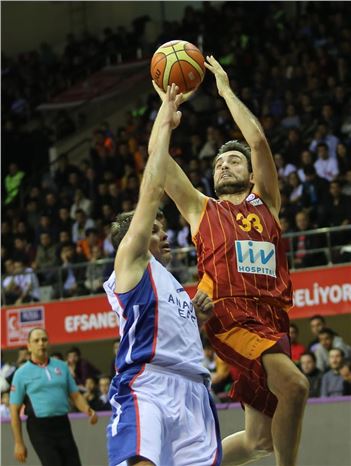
left=107, top=365, right=143, bottom=465
left=208, top=391, right=223, bottom=466
left=115, top=265, right=157, bottom=372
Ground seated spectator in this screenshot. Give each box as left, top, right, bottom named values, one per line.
left=301, top=166, right=329, bottom=216
left=287, top=172, right=303, bottom=206
left=297, top=150, right=314, bottom=182
left=2, top=259, right=21, bottom=305
left=308, top=314, right=326, bottom=352
left=35, top=214, right=57, bottom=244
left=4, top=163, right=25, bottom=206
left=281, top=104, right=301, bottom=129
left=83, top=377, right=105, bottom=411
left=339, top=360, right=351, bottom=396
left=293, top=211, right=326, bottom=268
left=290, top=323, right=306, bottom=364
left=0, top=391, right=10, bottom=419
left=12, top=259, right=40, bottom=305
left=342, top=170, right=351, bottom=197
left=300, top=352, right=323, bottom=398
left=110, top=338, right=120, bottom=379
left=336, top=143, right=351, bottom=176
left=309, top=123, right=339, bottom=160
left=72, top=209, right=95, bottom=244
left=320, top=348, right=345, bottom=397
left=54, top=242, right=86, bottom=298
left=66, top=347, right=100, bottom=390
left=314, top=142, right=339, bottom=182
left=57, top=207, right=73, bottom=233
left=84, top=245, right=105, bottom=293
left=315, top=328, right=351, bottom=372
left=322, top=181, right=351, bottom=227
left=98, top=375, right=111, bottom=410
left=70, top=189, right=92, bottom=219
left=12, top=235, right=35, bottom=266
left=32, top=232, right=57, bottom=283
left=102, top=223, right=114, bottom=258
left=274, top=153, right=297, bottom=180
left=78, top=228, right=102, bottom=261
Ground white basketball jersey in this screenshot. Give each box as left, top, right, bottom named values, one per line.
left=103, top=257, right=209, bottom=379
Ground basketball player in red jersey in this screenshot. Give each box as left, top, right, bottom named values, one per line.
left=151, top=56, right=309, bottom=466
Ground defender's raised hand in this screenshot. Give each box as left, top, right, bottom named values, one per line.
left=205, top=55, right=230, bottom=97
left=152, top=80, right=195, bottom=107
left=160, top=83, right=182, bottom=129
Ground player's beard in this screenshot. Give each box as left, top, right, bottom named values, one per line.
left=215, top=178, right=251, bottom=197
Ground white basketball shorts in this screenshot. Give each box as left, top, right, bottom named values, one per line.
left=107, top=363, right=222, bottom=466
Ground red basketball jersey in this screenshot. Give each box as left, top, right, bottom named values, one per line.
left=194, top=194, right=293, bottom=308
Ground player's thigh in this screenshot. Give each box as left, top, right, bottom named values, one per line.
left=244, top=403, right=273, bottom=451
left=262, top=352, right=309, bottom=398
left=172, top=382, right=221, bottom=466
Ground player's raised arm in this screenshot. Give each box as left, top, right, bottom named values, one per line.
left=115, top=84, right=180, bottom=292
left=150, top=81, right=208, bottom=233
left=205, top=55, right=280, bottom=213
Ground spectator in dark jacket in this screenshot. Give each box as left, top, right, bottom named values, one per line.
left=293, top=211, right=327, bottom=268
left=66, top=347, right=100, bottom=390
left=299, top=352, right=323, bottom=398
left=339, top=360, right=351, bottom=396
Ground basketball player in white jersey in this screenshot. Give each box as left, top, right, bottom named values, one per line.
left=103, top=84, right=222, bottom=466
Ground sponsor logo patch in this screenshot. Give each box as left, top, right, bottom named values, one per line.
left=235, top=240, right=276, bottom=277
left=249, top=198, right=263, bottom=206
left=54, top=367, right=62, bottom=376
left=6, top=307, right=45, bottom=347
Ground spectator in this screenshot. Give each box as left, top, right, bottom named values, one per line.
left=320, top=348, right=345, bottom=397
left=314, top=142, right=339, bottom=182
left=293, top=211, right=326, bottom=268
left=289, top=323, right=306, bottom=364
left=301, top=166, right=329, bottom=217
left=2, top=259, right=21, bottom=305
left=308, top=315, right=326, bottom=352
left=98, top=375, right=111, bottom=410
left=70, top=189, right=92, bottom=219
left=83, top=377, right=105, bottom=411
left=57, top=207, right=73, bottom=234
left=322, top=181, right=351, bottom=227
left=299, top=352, right=323, bottom=398
left=72, top=209, right=95, bottom=244
left=32, top=233, right=57, bottom=283
left=0, top=351, right=16, bottom=392
left=78, top=228, right=102, bottom=261
left=309, top=123, right=339, bottom=160
left=297, top=150, right=314, bottom=182
left=339, top=360, right=351, bottom=396
left=12, top=235, right=35, bottom=266
left=110, top=338, right=120, bottom=379
left=287, top=172, right=303, bottom=207
left=0, top=391, right=11, bottom=419
left=66, top=347, right=100, bottom=389
left=315, top=328, right=351, bottom=372
left=84, top=245, right=105, bottom=293
left=12, top=259, right=41, bottom=305
left=274, top=153, right=297, bottom=180
left=4, top=163, right=25, bottom=206
left=54, top=242, right=86, bottom=298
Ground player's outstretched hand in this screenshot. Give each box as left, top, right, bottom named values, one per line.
left=192, top=290, right=213, bottom=324
left=204, top=55, right=230, bottom=97
left=161, top=84, right=182, bottom=129
left=152, top=80, right=196, bottom=107
left=88, top=407, right=98, bottom=425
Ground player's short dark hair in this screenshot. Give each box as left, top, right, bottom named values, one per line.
left=213, top=140, right=252, bottom=173
left=300, top=351, right=316, bottom=363
left=111, top=209, right=164, bottom=251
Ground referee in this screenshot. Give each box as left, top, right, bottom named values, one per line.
left=9, top=327, right=98, bottom=465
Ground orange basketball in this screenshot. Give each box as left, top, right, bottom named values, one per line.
left=150, top=40, right=205, bottom=94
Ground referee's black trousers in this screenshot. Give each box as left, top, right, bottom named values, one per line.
left=26, top=415, right=81, bottom=466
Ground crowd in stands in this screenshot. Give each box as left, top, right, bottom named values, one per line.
left=2, top=2, right=351, bottom=304
left=1, top=316, right=351, bottom=419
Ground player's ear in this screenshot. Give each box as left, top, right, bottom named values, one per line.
left=249, top=172, right=254, bottom=184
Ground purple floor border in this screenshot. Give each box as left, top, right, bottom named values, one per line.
left=1, top=396, right=350, bottom=423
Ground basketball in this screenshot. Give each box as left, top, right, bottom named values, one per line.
left=150, top=40, right=205, bottom=94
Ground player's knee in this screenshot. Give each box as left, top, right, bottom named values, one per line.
left=247, top=438, right=274, bottom=459
left=289, top=373, right=309, bottom=403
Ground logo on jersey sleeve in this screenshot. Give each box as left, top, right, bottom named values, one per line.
left=235, top=240, right=276, bottom=277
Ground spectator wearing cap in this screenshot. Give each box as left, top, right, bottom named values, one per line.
left=314, top=142, right=339, bottom=182
left=299, top=352, right=323, bottom=398
left=315, top=328, right=351, bottom=372
left=320, top=348, right=345, bottom=397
